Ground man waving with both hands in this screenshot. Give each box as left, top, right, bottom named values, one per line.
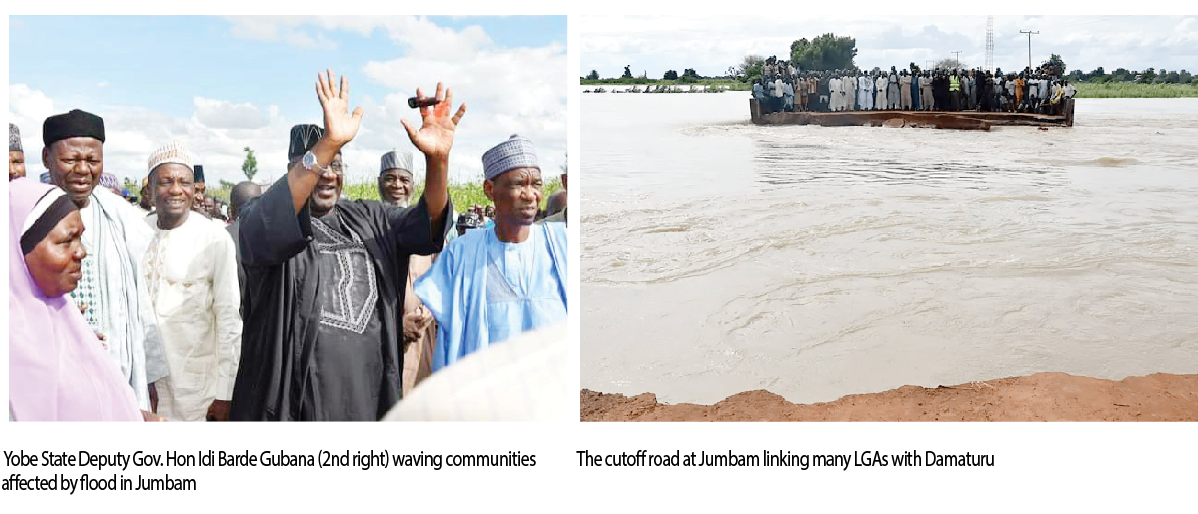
left=230, top=70, right=465, bottom=421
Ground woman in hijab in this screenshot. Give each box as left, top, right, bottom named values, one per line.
left=9, top=177, right=155, bottom=421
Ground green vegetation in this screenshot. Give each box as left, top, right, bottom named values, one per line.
left=207, top=179, right=561, bottom=211
left=343, top=177, right=563, bottom=210
left=1070, top=67, right=1194, bottom=85
left=1074, top=82, right=1198, bottom=98
left=241, top=147, right=259, bottom=181
left=789, top=33, right=857, bottom=72
left=580, top=77, right=751, bottom=91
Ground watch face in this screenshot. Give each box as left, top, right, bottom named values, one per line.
left=302, top=151, right=316, bottom=169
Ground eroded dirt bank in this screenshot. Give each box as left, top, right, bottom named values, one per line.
left=581, top=373, right=1198, bottom=421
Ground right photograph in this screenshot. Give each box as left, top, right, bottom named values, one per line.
left=579, top=15, right=1198, bottom=421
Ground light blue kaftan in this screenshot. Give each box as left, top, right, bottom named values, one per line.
left=414, top=222, right=567, bottom=372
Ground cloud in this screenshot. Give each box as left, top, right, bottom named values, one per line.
left=193, top=97, right=271, bottom=130
left=223, top=15, right=567, bottom=183
left=13, top=17, right=566, bottom=189
left=9, top=83, right=56, bottom=123
left=226, top=15, right=342, bottom=50
left=216, top=16, right=567, bottom=182
left=580, top=15, right=1198, bottom=78
left=10, top=83, right=293, bottom=186
left=357, top=22, right=566, bottom=183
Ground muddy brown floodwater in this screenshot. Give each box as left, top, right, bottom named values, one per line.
left=582, top=94, right=1198, bottom=410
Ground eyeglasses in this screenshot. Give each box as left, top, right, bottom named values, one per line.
left=328, top=162, right=345, bottom=175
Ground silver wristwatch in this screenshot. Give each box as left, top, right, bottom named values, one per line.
left=301, top=150, right=325, bottom=173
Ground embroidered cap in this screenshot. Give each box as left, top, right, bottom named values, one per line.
left=481, top=134, right=539, bottom=181
left=147, top=141, right=194, bottom=175
left=380, top=150, right=413, bottom=175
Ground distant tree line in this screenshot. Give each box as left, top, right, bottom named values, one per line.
left=1069, top=66, right=1195, bottom=84
left=582, top=66, right=728, bottom=83
left=585, top=40, right=1197, bottom=87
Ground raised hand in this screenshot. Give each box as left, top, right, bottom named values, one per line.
left=402, top=82, right=467, bottom=160
left=314, top=69, right=363, bottom=146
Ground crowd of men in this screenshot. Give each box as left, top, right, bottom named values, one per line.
left=8, top=71, right=568, bottom=422
left=753, top=61, right=1076, bottom=116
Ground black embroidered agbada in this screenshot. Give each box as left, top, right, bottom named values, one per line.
left=230, top=175, right=448, bottom=421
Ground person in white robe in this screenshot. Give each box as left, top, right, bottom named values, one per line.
left=921, top=72, right=935, bottom=110
left=40, top=109, right=166, bottom=411
left=142, top=142, right=241, bottom=421
left=858, top=72, right=873, bottom=110
left=773, top=77, right=784, bottom=113
left=843, top=72, right=856, bottom=111
left=875, top=74, right=888, bottom=110
left=827, top=76, right=841, bottom=111
left=899, top=71, right=913, bottom=110
left=1040, top=77, right=1051, bottom=112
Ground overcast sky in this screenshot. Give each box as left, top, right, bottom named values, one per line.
left=10, top=15, right=566, bottom=187
left=580, top=15, right=1196, bottom=79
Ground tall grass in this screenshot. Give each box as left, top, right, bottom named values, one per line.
left=1075, top=82, right=1198, bottom=98
left=210, top=177, right=563, bottom=211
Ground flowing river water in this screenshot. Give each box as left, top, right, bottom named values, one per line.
left=581, top=92, right=1198, bottom=405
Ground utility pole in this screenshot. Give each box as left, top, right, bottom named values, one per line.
left=1020, top=30, right=1039, bottom=72
left=951, top=51, right=963, bottom=70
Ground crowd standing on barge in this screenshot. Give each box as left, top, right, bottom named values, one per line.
left=753, top=58, right=1075, bottom=116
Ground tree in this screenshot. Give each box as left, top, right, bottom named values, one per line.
left=734, top=54, right=765, bottom=81
left=622, top=65, right=632, bottom=79
left=678, top=68, right=700, bottom=84
left=586, top=70, right=599, bottom=80
left=789, top=33, right=857, bottom=71
left=934, top=58, right=967, bottom=71
left=663, top=69, right=678, bottom=80
left=1041, top=54, right=1066, bottom=76
left=1090, top=66, right=1105, bottom=76
left=242, top=146, right=258, bottom=181
left=1139, top=68, right=1156, bottom=83
left=1113, top=67, right=1129, bottom=76
left=909, top=62, right=921, bottom=74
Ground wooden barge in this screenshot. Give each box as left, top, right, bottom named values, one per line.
left=749, top=98, right=1075, bottom=130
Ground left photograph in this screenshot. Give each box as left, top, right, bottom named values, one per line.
left=8, top=15, right=569, bottom=422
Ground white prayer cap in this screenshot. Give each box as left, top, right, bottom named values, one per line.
left=147, top=140, right=194, bottom=174
left=380, top=150, right=413, bottom=175
left=481, top=134, right=539, bottom=181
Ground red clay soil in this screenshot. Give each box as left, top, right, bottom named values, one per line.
left=581, top=372, right=1198, bottom=421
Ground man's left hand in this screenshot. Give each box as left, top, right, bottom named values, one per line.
left=148, top=382, right=158, bottom=413
left=207, top=400, right=231, bottom=422
left=402, top=82, right=467, bottom=160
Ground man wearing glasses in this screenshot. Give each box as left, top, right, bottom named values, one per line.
left=230, top=71, right=462, bottom=421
